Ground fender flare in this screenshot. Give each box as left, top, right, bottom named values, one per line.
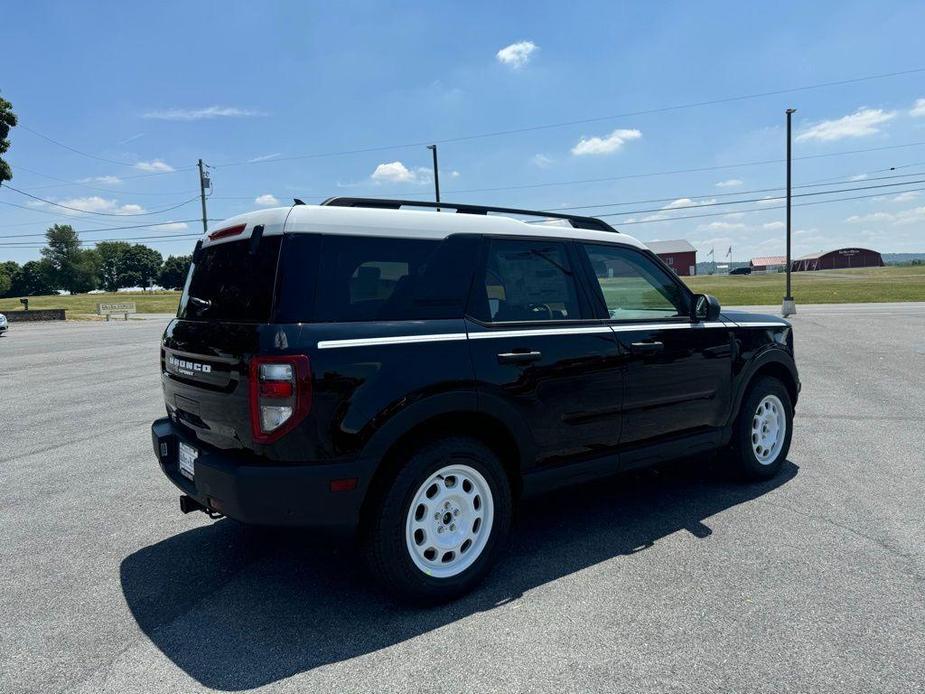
left=358, top=389, right=535, bottom=470
left=729, top=347, right=799, bottom=429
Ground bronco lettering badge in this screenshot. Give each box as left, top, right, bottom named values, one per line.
left=168, top=354, right=212, bottom=376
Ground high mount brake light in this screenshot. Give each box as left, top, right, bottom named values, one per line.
left=249, top=355, right=312, bottom=444
left=208, top=223, right=246, bottom=241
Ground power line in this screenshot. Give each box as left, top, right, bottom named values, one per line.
left=552, top=169, right=925, bottom=212
left=9, top=164, right=198, bottom=196
left=212, top=67, right=925, bottom=169
left=0, top=185, right=200, bottom=217
left=607, top=185, right=925, bottom=224
left=551, top=177, right=925, bottom=218
left=0, top=219, right=206, bottom=239
left=17, top=125, right=142, bottom=167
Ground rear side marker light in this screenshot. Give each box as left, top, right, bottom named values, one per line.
left=249, top=355, right=312, bottom=444
left=208, top=223, right=246, bottom=241
left=330, top=478, right=358, bottom=493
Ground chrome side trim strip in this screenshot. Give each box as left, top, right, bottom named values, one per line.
left=316, top=321, right=784, bottom=349
left=468, top=326, right=613, bottom=340
left=317, top=333, right=467, bottom=349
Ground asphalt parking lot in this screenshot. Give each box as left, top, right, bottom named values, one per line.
left=2, top=304, right=924, bottom=693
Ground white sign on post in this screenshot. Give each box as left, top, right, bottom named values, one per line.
left=97, top=302, right=137, bottom=321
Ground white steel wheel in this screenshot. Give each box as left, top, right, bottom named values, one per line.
left=405, top=464, right=494, bottom=579
left=751, top=394, right=786, bottom=465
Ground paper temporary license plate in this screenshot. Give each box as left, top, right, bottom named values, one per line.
left=178, top=442, right=197, bottom=481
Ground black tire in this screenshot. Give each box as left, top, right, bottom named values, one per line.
left=363, top=436, right=512, bottom=604
left=729, top=376, right=793, bottom=480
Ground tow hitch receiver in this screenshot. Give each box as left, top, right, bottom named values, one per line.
left=179, top=495, right=223, bottom=519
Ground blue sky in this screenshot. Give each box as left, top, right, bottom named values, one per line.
left=2, top=0, right=925, bottom=264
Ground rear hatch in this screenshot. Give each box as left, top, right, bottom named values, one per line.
left=161, top=223, right=290, bottom=453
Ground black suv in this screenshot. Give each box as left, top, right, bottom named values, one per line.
left=152, top=198, right=799, bottom=602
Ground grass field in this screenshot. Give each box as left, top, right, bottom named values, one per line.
left=682, top=265, right=925, bottom=305
left=0, top=291, right=181, bottom=318
left=1, top=266, right=923, bottom=319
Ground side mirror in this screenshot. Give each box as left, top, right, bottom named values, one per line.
left=693, top=293, right=721, bottom=322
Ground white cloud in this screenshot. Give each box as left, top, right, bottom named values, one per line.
left=662, top=197, right=716, bottom=210
left=756, top=196, right=778, bottom=206
left=892, top=191, right=920, bottom=203
left=370, top=161, right=431, bottom=184
left=134, top=160, right=174, bottom=173
left=911, top=98, right=925, bottom=118
left=151, top=222, right=189, bottom=231
left=763, top=221, right=785, bottom=230
left=531, top=153, right=554, bottom=168
left=571, top=129, right=642, bottom=156
left=715, top=179, right=743, bottom=188
left=56, top=196, right=146, bottom=215
left=796, top=108, right=896, bottom=142
left=724, top=212, right=745, bottom=219
left=450, top=170, right=460, bottom=178
left=142, top=106, right=267, bottom=121
left=496, top=41, right=538, bottom=69
left=78, top=175, right=122, bottom=185
left=255, top=194, right=280, bottom=207
left=117, top=133, right=144, bottom=145
left=894, top=206, right=925, bottom=225
left=845, top=211, right=895, bottom=224
left=247, top=153, right=281, bottom=163
left=849, top=174, right=869, bottom=181
left=697, top=221, right=745, bottom=231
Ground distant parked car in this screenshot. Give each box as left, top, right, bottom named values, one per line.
left=0, top=313, right=7, bottom=335
left=730, top=266, right=752, bottom=275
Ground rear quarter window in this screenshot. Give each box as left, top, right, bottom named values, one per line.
left=310, top=234, right=479, bottom=322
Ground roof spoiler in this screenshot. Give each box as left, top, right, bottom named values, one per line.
left=319, top=197, right=618, bottom=233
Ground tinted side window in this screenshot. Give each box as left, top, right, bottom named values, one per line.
left=314, top=234, right=478, bottom=322
left=472, top=239, right=582, bottom=322
left=582, top=243, right=689, bottom=320
left=178, top=236, right=282, bottom=322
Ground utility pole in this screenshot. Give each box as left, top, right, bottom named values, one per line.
left=426, top=144, right=440, bottom=210
left=782, top=109, right=797, bottom=317
left=197, top=159, right=210, bottom=234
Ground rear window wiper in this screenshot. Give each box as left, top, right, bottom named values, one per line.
left=188, top=296, right=212, bottom=311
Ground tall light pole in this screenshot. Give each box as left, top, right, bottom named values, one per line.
left=426, top=144, right=440, bottom=211
left=782, top=108, right=797, bottom=317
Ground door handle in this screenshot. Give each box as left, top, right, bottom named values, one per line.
left=629, top=341, right=664, bottom=355
left=497, top=350, right=543, bottom=364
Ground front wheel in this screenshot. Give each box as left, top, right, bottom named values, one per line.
left=729, top=376, right=793, bottom=480
left=363, top=437, right=512, bottom=604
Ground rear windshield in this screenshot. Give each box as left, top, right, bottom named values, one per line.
left=177, top=236, right=282, bottom=322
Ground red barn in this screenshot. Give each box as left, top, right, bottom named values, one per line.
left=646, top=240, right=697, bottom=276
left=792, top=248, right=884, bottom=271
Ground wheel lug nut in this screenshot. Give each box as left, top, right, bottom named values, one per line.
left=434, top=512, right=440, bottom=520
left=450, top=524, right=456, bottom=531
left=453, top=509, right=459, bottom=516
left=438, top=527, right=444, bottom=533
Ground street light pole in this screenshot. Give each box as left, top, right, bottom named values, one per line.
left=426, top=144, right=440, bottom=211
left=782, top=108, right=797, bottom=317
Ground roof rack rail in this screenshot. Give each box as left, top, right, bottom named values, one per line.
left=319, top=197, right=618, bottom=233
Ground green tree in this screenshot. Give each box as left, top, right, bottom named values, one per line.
left=95, top=241, right=132, bottom=291
left=0, top=265, right=11, bottom=296
left=121, top=244, right=163, bottom=290
left=0, top=260, right=20, bottom=296
left=158, top=254, right=191, bottom=289
left=40, top=224, right=99, bottom=293
left=0, top=93, right=16, bottom=184
left=11, top=260, right=54, bottom=296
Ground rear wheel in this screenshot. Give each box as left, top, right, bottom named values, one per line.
left=364, top=437, right=512, bottom=604
left=729, top=376, right=793, bottom=480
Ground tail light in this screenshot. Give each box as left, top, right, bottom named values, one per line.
left=249, top=355, right=311, bottom=444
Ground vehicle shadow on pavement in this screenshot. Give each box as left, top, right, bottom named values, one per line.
left=121, top=459, right=798, bottom=691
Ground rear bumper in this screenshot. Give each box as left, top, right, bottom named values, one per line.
left=151, top=417, right=376, bottom=530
